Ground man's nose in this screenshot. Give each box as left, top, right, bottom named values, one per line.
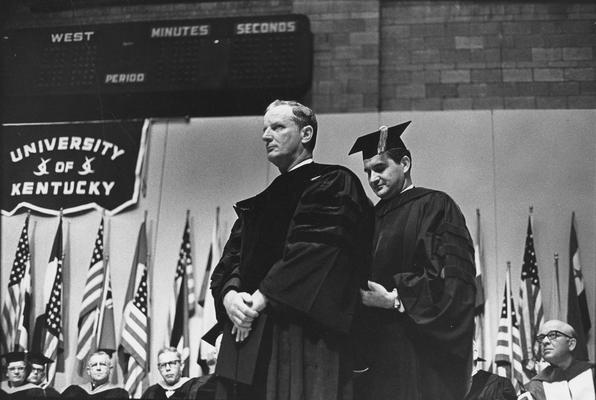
left=262, top=128, right=272, bottom=141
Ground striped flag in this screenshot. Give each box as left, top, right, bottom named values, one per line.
left=518, top=213, right=544, bottom=376
left=76, top=217, right=116, bottom=371
left=76, top=218, right=105, bottom=361
left=495, top=263, right=527, bottom=393
left=473, top=209, right=488, bottom=362
left=567, top=212, right=590, bottom=360
left=197, top=207, right=220, bottom=374
left=168, top=212, right=194, bottom=374
left=0, top=213, right=32, bottom=353
left=118, top=221, right=150, bottom=397
left=32, top=216, right=64, bottom=385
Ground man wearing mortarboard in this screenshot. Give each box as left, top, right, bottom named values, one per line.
left=464, top=341, right=516, bottom=400
left=0, top=351, right=45, bottom=398
left=26, top=353, right=60, bottom=398
left=349, top=122, right=476, bottom=400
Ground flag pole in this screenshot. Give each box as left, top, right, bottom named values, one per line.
left=554, top=252, right=560, bottom=319
left=506, top=261, right=513, bottom=378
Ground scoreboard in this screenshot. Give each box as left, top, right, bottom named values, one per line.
left=1, top=14, right=313, bottom=122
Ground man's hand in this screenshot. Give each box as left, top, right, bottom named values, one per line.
left=360, top=280, right=396, bottom=309
left=223, top=290, right=259, bottom=328
left=251, top=289, right=268, bottom=313
left=231, top=325, right=251, bottom=343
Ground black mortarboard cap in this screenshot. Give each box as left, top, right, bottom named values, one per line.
left=0, top=351, right=27, bottom=363
left=201, top=322, right=222, bottom=347
left=26, top=353, right=54, bottom=366
left=348, top=121, right=412, bottom=159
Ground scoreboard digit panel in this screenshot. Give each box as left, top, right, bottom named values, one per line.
left=1, top=14, right=312, bottom=121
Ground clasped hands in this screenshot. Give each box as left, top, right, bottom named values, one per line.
left=223, top=289, right=267, bottom=342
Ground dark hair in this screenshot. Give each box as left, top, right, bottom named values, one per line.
left=385, top=148, right=412, bottom=167
left=266, top=100, right=318, bottom=152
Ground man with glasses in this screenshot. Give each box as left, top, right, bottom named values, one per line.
left=61, top=351, right=128, bottom=399
left=26, top=353, right=60, bottom=397
left=521, top=319, right=595, bottom=400
left=0, top=351, right=45, bottom=398
left=141, top=347, right=214, bottom=399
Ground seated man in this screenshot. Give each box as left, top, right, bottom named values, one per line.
left=522, top=320, right=595, bottom=400
left=26, top=353, right=60, bottom=397
left=465, top=341, right=516, bottom=400
left=0, top=351, right=45, bottom=399
left=141, top=347, right=214, bottom=400
left=62, top=351, right=129, bottom=399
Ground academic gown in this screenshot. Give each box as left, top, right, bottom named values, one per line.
left=42, top=387, right=61, bottom=398
left=464, top=370, right=517, bottom=400
left=357, top=187, right=476, bottom=400
left=0, top=382, right=46, bottom=399
left=61, top=383, right=129, bottom=399
left=210, top=163, right=373, bottom=400
left=141, top=376, right=215, bottom=399
left=525, top=360, right=595, bottom=400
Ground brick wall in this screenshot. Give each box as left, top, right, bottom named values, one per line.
left=3, top=0, right=595, bottom=113
left=380, top=1, right=596, bottom=111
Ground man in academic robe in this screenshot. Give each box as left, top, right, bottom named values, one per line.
left=0, top=351, right=45, bottom=399
left=522, top=320, right=595, bottom=400
left=141, top=347, right=215, bottom=399
left=464, top=341, right=516, bottom=400
left=26, top=353, right=60, bottom=398
left=349, top=122, right=476, bottom=400
left=61, top=351, right=128, bottom=399
left=210, top=100, right=373, bottom=400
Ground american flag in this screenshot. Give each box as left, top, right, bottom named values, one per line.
left=198, top=207, right=220, bottom=375
left=168, top=213, right=194, bottom=375
left=76, top=218, right=116, bottom=368
left=0, top=213, right=32, bottom=353
left=567, top=212, right=591, bottom=360
left=118, top=221, right=150, bottom=397
left=34, top=216, right=64, bottom=385
left=518, top=214, right=544, bottom=376
left=495, top=263, right=527, bottom=393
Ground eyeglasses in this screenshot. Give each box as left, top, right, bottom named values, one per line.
left=30, top=367, right=45, bottom=373
left=7, top=366, right=25, bottom=372
left=157, top=360, right=180, bottom=370
left=535, top=330, right=573, bottom=343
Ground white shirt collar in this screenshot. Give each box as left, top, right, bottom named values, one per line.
left=401, top=183, right=414, bottom=193
left=288, top=158, right=314, bottom=172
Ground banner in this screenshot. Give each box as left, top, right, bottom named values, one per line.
left=2, top=120, right=147, bottom=216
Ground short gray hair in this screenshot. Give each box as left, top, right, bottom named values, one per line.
left=157, top=346, right=181, bottom=361
left=87, top=351, right=112, bottom=368
left=266, top=99, right=318, bottom=152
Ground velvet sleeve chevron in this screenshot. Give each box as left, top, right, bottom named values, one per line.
left=260, top=168, right=372, bottom=334
left=393, top=192, right=476, bottom=356
left=210, top=218, right=243, bottom=324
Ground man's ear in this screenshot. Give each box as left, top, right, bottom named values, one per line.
left=568, top=337, right=577, bottom=351
left=300, top=125, right=313, bottom=145
left=400, top=155, right=411, bottom=174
